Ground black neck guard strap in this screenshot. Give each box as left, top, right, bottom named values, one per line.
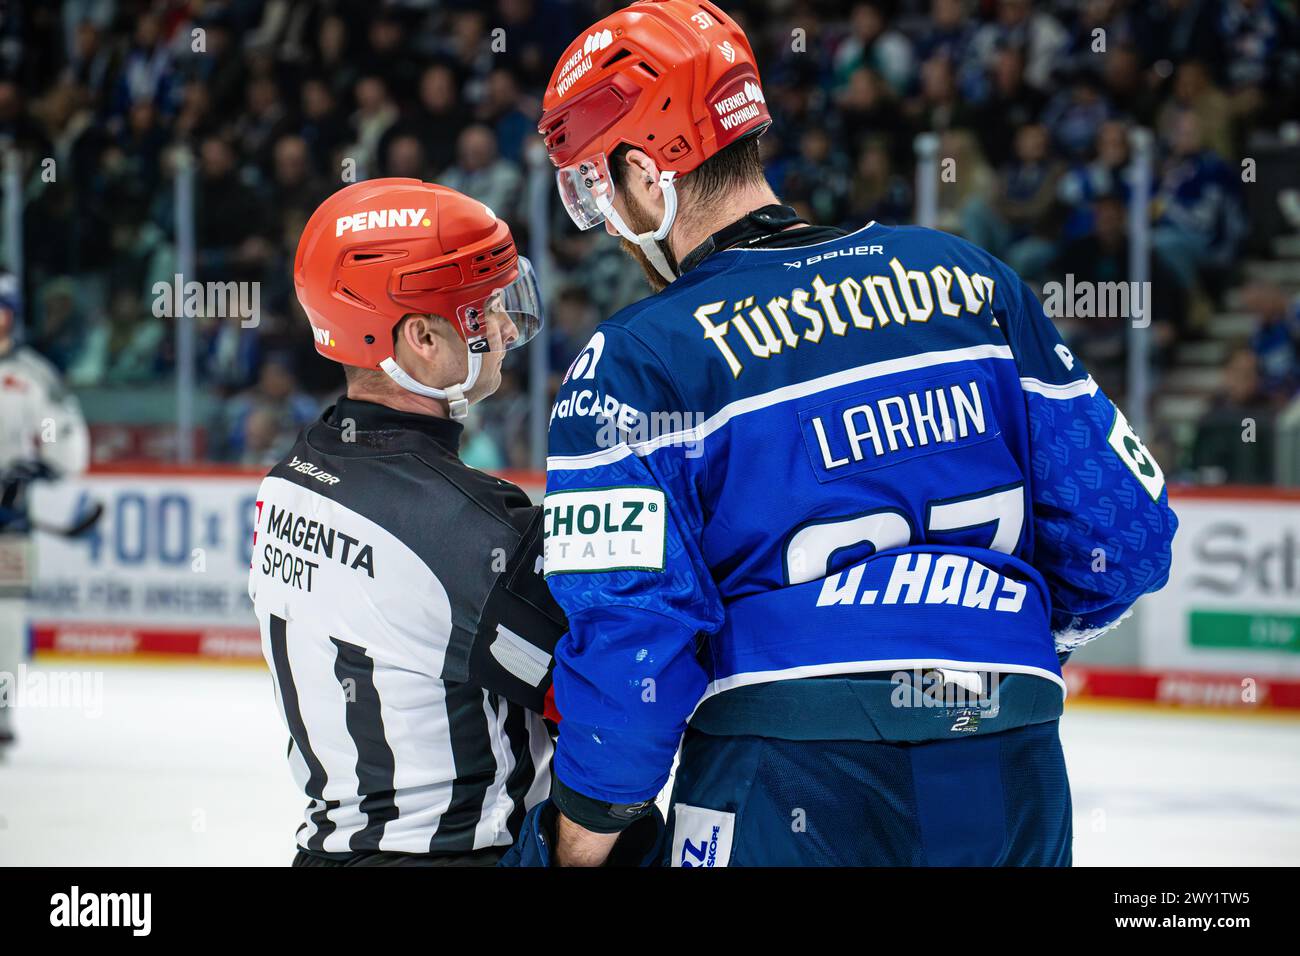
left=678, top=204, right=808, bottom=275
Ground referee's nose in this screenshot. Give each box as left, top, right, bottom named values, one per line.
left=491, top=310, right=519, bottom=350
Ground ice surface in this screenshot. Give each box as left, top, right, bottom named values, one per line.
left=2, top=663, right=1297, bottom=865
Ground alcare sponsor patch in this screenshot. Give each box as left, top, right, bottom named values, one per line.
left=543, top=486, right=666, bottom=575
left=670, top=804, right=735, bottom=868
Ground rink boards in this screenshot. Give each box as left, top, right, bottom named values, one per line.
left=23, top=466, right=1300, bottom=712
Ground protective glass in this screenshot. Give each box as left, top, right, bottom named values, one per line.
left=458, top=256, right=544, bottom=352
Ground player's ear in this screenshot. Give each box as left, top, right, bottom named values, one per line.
left=622, top=148, right=661, bottom=198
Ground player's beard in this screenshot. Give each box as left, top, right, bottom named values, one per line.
left=618, top=192, right=678, bottom=293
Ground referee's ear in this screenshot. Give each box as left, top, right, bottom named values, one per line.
left=395, top=313, right=459, bottom=384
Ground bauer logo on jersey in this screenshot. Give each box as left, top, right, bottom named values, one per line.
left=543, top=486, right=666, bottom=575
left=1107, top=403, right=1165, bottom=501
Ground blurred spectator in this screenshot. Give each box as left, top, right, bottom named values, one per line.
left=971, top=44, right=1046, bottom=169
left=781, top=127, right=851, bottom=226
left=846, top=137, right=913, bottom=227
left=0, top=80, right=52, bottom=156
left=268, top=135, right=329, bottom=220
left=547, top=286, right=600, bottom=397
left=381, top=133, right=430, bottom=182
left=1151, top=111, right=1247, bottom=295
left=1040, top=71, right=1111, bottom=161
left=316, top=15, right=358, bottom=100
left=833, top=68, right=904, bottom=163
left=913, top=0, right=976, bottom=70
left=241, top=406, right=289, bottom=468
left=832, top=3, right=915, bottom=97
left=964, top=123, right=1064, bottom=279
left=1098, top=45, right=1161, bottom=128
left=220, top=356, right=319, bottom=462
left=907, top=55, right=978, bottom=137
left=1241, top=282, right=1300, bottom=400
left=236, top=75, right=293, bottom=175
left=439, top=125, right=522, bottom=222
left=1049, top=193, right=1189, bottom=373
left=111, top=14, right=177, bottom=122
left=1057, top=120, right=1132, bottom=240
left=1157, top=61, right=1233, bottom=159
left=1190, top=347, right=1276, bottom=484
left=298, top=77, right=350, bottom=168
left=348, top=75, right=399, bottom=179
left=478, top=69, right=535, bottom=164
left=5, top=0, right=1296, bottom=476
left=29, top=278, right=85, bottom=374
left=195, top=136, right=272, bottom=279
left=969, top=0, right=1069, bottom=93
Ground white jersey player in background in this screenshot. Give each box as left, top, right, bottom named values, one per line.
left=0, top=270, right=90, bottom=755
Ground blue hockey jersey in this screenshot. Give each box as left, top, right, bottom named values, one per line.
left=543, top=222, right=1177, bottom=805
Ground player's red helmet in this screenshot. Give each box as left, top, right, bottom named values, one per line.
left=538, top=0, right=770, bottom=275
left=294, top=178, right=542, bottom=416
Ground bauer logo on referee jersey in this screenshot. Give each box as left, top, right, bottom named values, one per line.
left=543, top=486, right=666, bottom=575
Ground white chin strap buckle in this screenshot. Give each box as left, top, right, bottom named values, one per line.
left=443, top=386, right=470, bottom=420
left=379, top=346, right=483, bottom=421
left=599, top=170, right=679, bottom=283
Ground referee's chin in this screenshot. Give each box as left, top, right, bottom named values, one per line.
left=468, top=354, right=506, bottom=407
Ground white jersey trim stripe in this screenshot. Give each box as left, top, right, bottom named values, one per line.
left=688, top=658, right=1066, bottom=721
left=547, top=343, right=1016, bottom=471
left=1019, top=375, right=1098, bottom=399
left=686, top=660, right=1060, bottom=723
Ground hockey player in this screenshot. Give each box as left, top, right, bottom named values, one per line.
left=511, top=0, right=1178, bottom=866
left=0, top=271, right=90, bottom=755
left=249, top=179, right=564, bottom=865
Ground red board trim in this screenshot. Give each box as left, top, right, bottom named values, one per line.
left=29, top=624, right=1300, bottom=711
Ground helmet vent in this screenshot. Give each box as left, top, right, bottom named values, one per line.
left=344, top=249, right=407, bottom=266
left=334, top=283, right=375, bottom=309
left=602, top=48, right=632, bottom=69
left=661, top=97, right=671, bottom=111
left=637, top=61, right=659, bottom=79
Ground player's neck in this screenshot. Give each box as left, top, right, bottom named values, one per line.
left=667, top=179, right=786, bottom=263
left=347, top=384, right=450, bottom=419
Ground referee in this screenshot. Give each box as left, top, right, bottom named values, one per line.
left=249, top=179, right=562, bottom=866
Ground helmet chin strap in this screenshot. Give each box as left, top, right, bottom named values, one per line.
left=598, top=170, right=679, bottom=284
left=379, top=345, right=483, bottom=420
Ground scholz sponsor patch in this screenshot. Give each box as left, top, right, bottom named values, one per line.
left=543, top=486, right=667, bottom=575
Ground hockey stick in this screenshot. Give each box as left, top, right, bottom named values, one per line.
left=30, top=501, right=105, bottom=538
left=0, top=501, right=104, bottom=538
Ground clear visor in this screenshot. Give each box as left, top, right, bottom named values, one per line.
left=457, top=256, right=544, bottom=353
left=556, top=153, right=614, bottom=230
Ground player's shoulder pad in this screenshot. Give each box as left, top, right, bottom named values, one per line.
left=549, top=319, right=690, bottom=461
left=885, top=227, right=1084, bottom=389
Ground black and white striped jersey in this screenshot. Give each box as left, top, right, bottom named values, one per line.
left=248, top=398, right=564, bottom=856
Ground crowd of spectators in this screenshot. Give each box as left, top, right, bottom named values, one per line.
left=1, top=0, right=1298, bottom=475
